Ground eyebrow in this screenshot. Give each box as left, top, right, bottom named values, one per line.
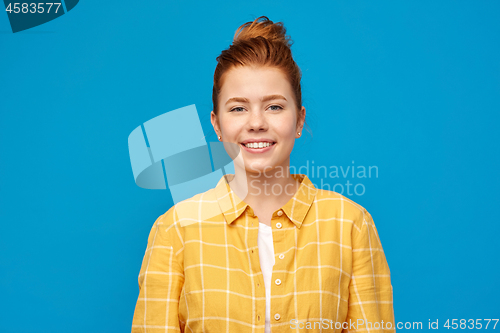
left=225, top=94, right=287, bottom=105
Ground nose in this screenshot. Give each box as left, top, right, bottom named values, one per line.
left=247, top=109, right=268, bottom=132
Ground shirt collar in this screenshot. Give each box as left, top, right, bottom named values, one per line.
left=214, top=173, right=318, bottom=228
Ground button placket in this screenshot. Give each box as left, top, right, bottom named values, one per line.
left=250, top=215, right=265, bottom=322
left=271, top=210, right=285, bottom=325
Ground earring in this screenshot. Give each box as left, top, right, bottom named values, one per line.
left=218, top=136, right=221, bottom=140
left=297, top=132, right=301, bottom=136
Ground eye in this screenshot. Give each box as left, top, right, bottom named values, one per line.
left=230, top=107, right=245, bottom=112
left=269, top=105, right=283, bottom=111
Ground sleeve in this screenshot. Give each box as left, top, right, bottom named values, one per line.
left=343, top=209, right=395, bottom=332
left=131, top=210, right=184, bottom=333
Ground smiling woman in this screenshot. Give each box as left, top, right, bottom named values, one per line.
left=211, top=65, right=305, bottom=217
left=132, top=16, right=395, bottom=333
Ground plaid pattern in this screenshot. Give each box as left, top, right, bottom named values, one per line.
left=132, top=174, right=395, bottom=332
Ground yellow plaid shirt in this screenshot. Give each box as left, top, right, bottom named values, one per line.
left=132, top=174, right=395, bottom=332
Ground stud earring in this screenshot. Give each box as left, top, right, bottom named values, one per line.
left=297, top=132, right=301, bottom=136
left=218, top=136, right=221, bottom=140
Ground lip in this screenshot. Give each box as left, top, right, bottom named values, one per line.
left=240, top=142, right=276, bottom=154
left=240, top=138, right=275, bottom=144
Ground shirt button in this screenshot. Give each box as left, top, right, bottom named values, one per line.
left=276, top=222, right=282, bottom=229
left=279, top=254, right=285, bottom=260
left=277, top=210, right=283, bottom=217
left=274, top=313, right=281, bottom=321
left=275, top=278, right=281, bottom=286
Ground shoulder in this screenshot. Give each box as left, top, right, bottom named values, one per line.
left=148, top=186, right=219, bottom=252
left=158, top=186, right=220, bottom=229
left=313, top=188, right=371, bottom=229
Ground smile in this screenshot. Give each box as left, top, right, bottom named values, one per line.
left=242, top=142, right=276, bottom=149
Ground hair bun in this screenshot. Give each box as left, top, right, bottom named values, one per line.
left=233, top=16, right=292, bottom=48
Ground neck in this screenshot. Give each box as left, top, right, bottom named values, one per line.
left=228, top=163, right=301, bottom=208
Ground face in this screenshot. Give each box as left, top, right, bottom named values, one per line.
left=211, top=66, right=306, bottom=176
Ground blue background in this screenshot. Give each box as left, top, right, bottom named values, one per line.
left=1, top=1, right=499, bottom=332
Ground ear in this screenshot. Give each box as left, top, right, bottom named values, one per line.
left=211, top=110, right=221, bottom=138
left=296, top=106, right=306, bottom=137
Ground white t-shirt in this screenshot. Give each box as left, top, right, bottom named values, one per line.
left=258, top=222, right=275, bottom=333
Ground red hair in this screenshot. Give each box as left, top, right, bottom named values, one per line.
left=212, top=16, right=303, bottom=116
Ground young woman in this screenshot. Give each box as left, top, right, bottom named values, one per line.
left=132, top=16, right=395, bottom=333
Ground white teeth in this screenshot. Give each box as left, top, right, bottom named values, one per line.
left=244, top=142, right=273, bottom=149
